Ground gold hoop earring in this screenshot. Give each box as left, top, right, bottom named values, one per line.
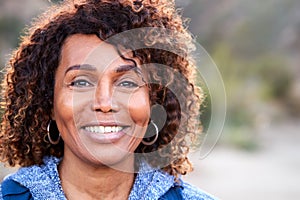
left=47, top=120, right=61, bottom=145
left=142, top=120, right=159, bottom=146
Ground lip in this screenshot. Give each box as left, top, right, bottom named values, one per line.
left=82, top=121, right=128, bottom=127
left=81, top=122, right=129, bottom=144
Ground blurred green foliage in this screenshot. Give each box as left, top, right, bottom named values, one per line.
left=180, top=0, right=300, bottom=149
left=0, top=18, right=23, bottom=48
left=210, top=42, right=294, bottom=149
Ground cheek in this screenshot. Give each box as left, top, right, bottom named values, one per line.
left=53, top=90, right=74, bottom=126
left=128, top=91, right=150, bottom=126
left=53, top=86, right=89, bottom=124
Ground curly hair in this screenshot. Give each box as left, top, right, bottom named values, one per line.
left=0, top=0, right=202, bottom=178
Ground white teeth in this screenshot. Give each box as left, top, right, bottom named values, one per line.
left=105, top=127, right=111, bottom=132
left=100, top=126, right=105, bottom=133
left=84, top=126, right=124, bottom=134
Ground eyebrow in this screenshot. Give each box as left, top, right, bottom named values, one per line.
left=116, top=65, right=146, bottom=84
left=64, top=64, right=142, bottom=75
left=65, top=64, right=96, bottom=74
left=115, top=64, right=140, bottom=73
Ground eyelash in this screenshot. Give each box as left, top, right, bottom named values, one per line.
left=117, top=80, right=139, bottom=88
left=69, top=79, right=93, bottom=87
left=67, top=76, right=141, bottom=89
left=69, top=80, right=138, bottom=88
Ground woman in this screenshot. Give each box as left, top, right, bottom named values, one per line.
left=0, top=0, right=217, bottom=199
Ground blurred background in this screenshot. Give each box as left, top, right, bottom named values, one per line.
left=0, top=0, right=299, bottom=199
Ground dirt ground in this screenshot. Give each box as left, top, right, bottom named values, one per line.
left=183, top=120, right=300, bottom=200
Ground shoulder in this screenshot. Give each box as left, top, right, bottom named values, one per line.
left=0, top=156, right=63, bottom=199
left=181, top=181, right=219, bottom=200
left=2, top=156, right=60, bottom=185
left=3, top=164, right=44, bottom=186
left=0, top=177, right=32, bottom=200
left=0, top=164, right=42, bottom=199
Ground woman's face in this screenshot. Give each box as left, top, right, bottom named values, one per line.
left=53, top=34, right=150, bottom=168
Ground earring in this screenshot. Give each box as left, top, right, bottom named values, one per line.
left=47, top=120, right=61, bottom=145
left=142, top=120, right=159, bottom=146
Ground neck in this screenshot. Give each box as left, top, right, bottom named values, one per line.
left=59, top=151, right=135, bottom=200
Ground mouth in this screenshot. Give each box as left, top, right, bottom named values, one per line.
left=83, top=125, right=126, bottom=134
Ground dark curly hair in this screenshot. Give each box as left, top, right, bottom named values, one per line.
left=0, top=0, right=202, bottom=178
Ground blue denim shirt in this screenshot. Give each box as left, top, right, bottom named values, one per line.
left=0, top=156, right=217, bottom=200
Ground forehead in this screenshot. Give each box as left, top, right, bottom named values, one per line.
left=60, top=34, right=122, bottom=68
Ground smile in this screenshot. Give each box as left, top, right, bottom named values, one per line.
left=84, top=126, right=124, bottom=134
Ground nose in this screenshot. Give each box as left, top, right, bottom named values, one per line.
left=92, top=80, right=119, bottom=113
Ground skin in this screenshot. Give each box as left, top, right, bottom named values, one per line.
left=52, top=34, right=150, bottom=200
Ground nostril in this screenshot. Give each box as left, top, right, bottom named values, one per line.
left=92, top=98, right=119, bottom=113
left=92, top=101, right=112, bottom=113
left=95, top=107, right=113, bottom=113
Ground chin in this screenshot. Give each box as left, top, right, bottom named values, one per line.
left=85, top=149, right=135, bottom=169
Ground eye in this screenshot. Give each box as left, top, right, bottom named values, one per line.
left=70, top=79, right=93, bottom=87
left=118, top=80, right=139, bottom=88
